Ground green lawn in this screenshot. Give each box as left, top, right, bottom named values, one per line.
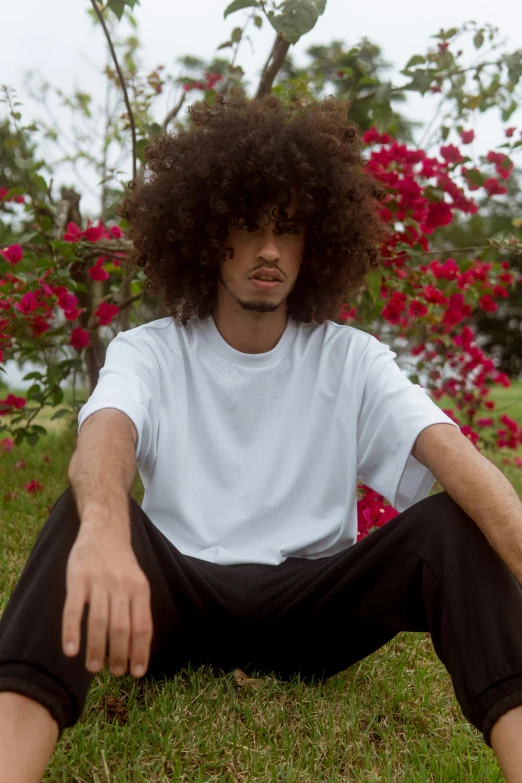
left=0, top=381, right=521, bottom=780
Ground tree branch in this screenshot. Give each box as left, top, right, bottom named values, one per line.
left=255, top=33, right=291, bottom=99
left=90, top=0, right=137, bottom=181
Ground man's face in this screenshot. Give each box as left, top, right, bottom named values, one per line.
left=216, top=191, right=306, bottom=315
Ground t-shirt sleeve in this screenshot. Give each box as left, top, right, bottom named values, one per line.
left=356, top=336, right=461, bottom=512
left=77, top=331, right=161, bottom=471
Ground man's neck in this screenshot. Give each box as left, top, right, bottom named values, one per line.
left=211, top=310, right=288, bottom=354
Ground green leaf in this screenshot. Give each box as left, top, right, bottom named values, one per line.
left=27, top=384, right=41, bottom=400
left=52, top=387, right=65, bottom=406
left=106, top=0, right=139, bottom=20
left=231, top=26, right=243, bottom=43
left=403, top=69, right=434, bottom=96
left=51, top=408, right=72, bottom=420
left=26, top=432, right=40, bottom=446
left=437, top=27, right=458, bottom=40
left=267, top=0, right=327, bottom=45
left=30, top=173, right=49, bottom=195
left=46, top=364, right=61, bottom=386
left=224, top=0, right=259, bottom=18
left=365, top=269, right=382, bottom=305
left=37, top=215, right=53, bottom=232
left=441, top=126, right=450, bottom=141
left=374, top=82, right=392, bottom=104
left=22, top=371, right=44, bottom=381
left=254, top=14, right=262, bottom=27
left=501, top=101, right=517, bottom=122
left=464, top=169, right=485, bottom=187
left=3, top=186, right=26, bottom=199
left=473, top=31, right=484, bottom=49
left=405, top=54, right=425, bottom=69
left=217, top=41, right=233, bottom=50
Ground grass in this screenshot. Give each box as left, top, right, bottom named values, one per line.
left=1, top=380, right=521, bottom=781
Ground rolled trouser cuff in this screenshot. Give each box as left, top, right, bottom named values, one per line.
left=0, top=662, right=77, bottom=742
left=474, top=675, right=522, bottom=748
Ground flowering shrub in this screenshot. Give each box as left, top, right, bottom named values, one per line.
left=351, top=128, right=522, bottom=538
left=1, top=8, right=521, bottom=538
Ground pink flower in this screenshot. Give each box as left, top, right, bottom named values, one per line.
left=31, top=317, right=51, bottom=337
left=110, top=225, right=122, bottom=238
left=440, top=144, right=464, bottom=164
left=0, top=394, right=25, bottom=416
left=0, top=244, right=23, bottom=265
left=64, top=307, right=83, bottom=321
left=95, top=302, right=120, bottom=326
left=14, top=292, right=39, bottom=315
left=484, top=178, right=507, bottom=196
left=89, top=257, right=110, bottom=281
left=70, top=326, right=91, bottom=351
left=460, top=130, right=474, bottom=144
left=58, top=292, right=78, bottom=311
left=15, top=459, right=26, bottom=469
left=420, top=201, right=453, bottom=234
left=505, top=127, right=516, bottom=138
left=83, top=219, right=104, bottom=242
left=63, top=222, right=82, bottom=242
left=24, top=479, right=43, bottom=493
left=0, top=437, right=14, bottom=452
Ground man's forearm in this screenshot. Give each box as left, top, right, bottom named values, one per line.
left=68, top=409, right=137, bottom=540
left=433, top=446, right=522, bottom=585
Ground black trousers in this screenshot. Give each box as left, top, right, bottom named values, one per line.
left=1, top=485, right=522, bottom=749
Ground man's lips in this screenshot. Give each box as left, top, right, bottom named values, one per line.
left=250, top=279, right=282, bottom=291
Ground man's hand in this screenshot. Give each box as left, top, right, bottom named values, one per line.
left=62, top=521, right=153, bottom=678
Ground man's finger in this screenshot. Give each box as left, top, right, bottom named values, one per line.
left=62, top=581, right=87, bottom=656
left=129, top=592, right=153, bottom=677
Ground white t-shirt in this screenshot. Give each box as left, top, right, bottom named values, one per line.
left=77, top=314, right=460, bottom=565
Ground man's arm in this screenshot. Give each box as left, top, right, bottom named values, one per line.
left=412, top=423, right=522, bottom=583
left=68, top=407, right=138, bottom=539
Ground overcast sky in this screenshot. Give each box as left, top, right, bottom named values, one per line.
left=3, top=0, right=522, bottom=216
left=2, top=0, right=522, bottom=387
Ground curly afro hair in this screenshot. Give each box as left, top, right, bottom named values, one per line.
left=117, top=88, right=387, bottom=326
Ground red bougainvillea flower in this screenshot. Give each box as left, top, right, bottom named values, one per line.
left=505, top=127, right=516, bottom=138
left=63, top=222, right=82, bottom=242
left=0, top=394, right=26, bottom=416
left=14, top=292, right=39, bottom=315
left=420, top=201, right=453, bottom=234
left=89, top=257, right=110, bottom=281
left=0, top=244, right=23, bottom=266
left=440, top=144, right=464, bottom=164
left=95, top=302, right=120, bottom=325
left=24, top=479, right=43, bottom=493
left=460, top=130, right=475, bottom=144
left=83, top=219, right=104, bottom=242
left=362, top=128, right=392, bottom=145
left=484, top=178, right=507, bottom=196
left=15, top=459, right=25, bottom=469
left=0, top=437, right=14, bottom=452
left=0, top=188, right=24, bottom=204
left=58, top=292, right=78, bottom=311
left=31, top=316, right=52, bottom=338
left=110, top=225, right=122, bottom=238
left=70, top=326, right=90, bottom=351
left=486, top=151, right=514, bottom=180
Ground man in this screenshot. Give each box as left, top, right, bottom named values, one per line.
left=1, top=91, right=522, bottom=783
